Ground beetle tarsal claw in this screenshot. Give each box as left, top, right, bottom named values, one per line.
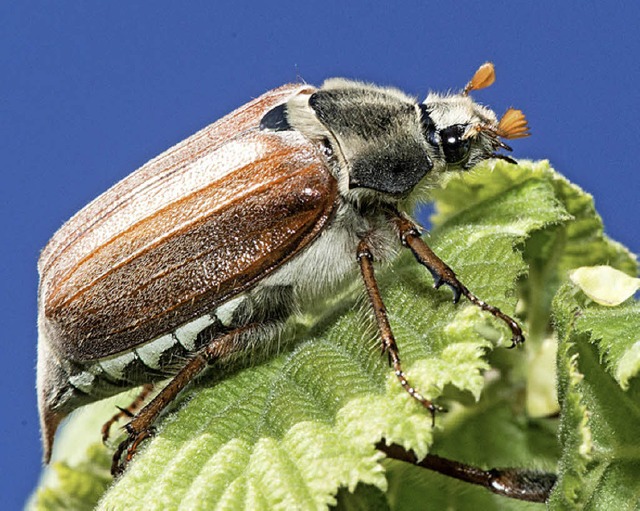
left=428, top=268, right=464, bottom=302
left=111, top=427, right=156, bottom=476
left=508, top=333, right=526, bottom=349
left=449, top=283, right=463, bottom=304
left=101, top=384, right=155, bottom=444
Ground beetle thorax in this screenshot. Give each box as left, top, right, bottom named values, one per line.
left=286, top=80, right=435, bottom=201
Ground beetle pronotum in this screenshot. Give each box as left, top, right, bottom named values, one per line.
left=37, top=62, right=529, bottom=474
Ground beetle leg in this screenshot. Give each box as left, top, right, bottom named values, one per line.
left=357, top=239, right=442, bottom=424
left=376, top=441, right=555, bottom=503
left=102, top=383, right=154, bottom=443
left=111, top=325, right=255, bottom=476
left=390, top=212, right=524, bottom=348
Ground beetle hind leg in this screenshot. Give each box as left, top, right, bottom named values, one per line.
left=102, top=383, right=154, bottom=444
left=110, top=323, right=261, bottom=476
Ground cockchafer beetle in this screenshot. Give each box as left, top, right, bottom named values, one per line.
left=37, top=62, right=529, bottom=474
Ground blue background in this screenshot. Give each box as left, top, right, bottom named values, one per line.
left=2, top=2, right=638, bottom=507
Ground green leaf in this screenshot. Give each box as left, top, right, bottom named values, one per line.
left=30, top=444, right=112, bottom=511
left=434, top=160, right=637, bottom=420
left=30, top=159, right=638, bottom=510
left=569, top=265, right=640, bottom=307
left=550, top=284, right=640, bottom=509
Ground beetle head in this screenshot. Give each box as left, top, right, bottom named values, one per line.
left=422, top=62, right=530, bottom=172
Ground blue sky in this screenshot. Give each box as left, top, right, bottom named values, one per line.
left=2, top=2, right=638, bottom=507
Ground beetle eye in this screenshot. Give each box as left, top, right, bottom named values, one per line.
left=440, top=125, right=471, bottom=165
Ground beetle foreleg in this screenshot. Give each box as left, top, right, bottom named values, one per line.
left=391, top=212, right=525, bottom=348
left=357, top=239, right=442, bottom=424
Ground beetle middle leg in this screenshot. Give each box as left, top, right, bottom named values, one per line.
left=357, top=239, right=442, bottom=423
